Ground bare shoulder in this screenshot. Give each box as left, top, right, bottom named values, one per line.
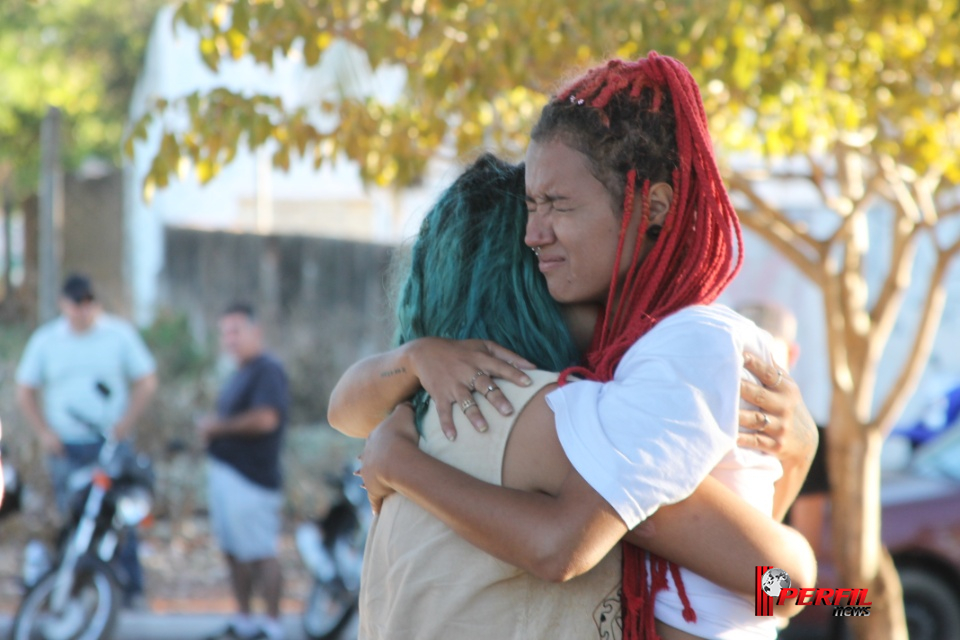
left=501, top=383, right=573, bottom=494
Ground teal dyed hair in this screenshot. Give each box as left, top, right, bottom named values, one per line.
left=395, top=153, right=581, bottom=432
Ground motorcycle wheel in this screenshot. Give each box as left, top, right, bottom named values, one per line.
left=10, top=558, right=120, bottom=640
left=302, top=582, right=356, bottom=640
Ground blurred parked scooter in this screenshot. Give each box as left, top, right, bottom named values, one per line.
left=296, top=460, right=371, bottom=640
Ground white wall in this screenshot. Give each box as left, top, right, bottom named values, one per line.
left=124, top=6, right=454, bottom=324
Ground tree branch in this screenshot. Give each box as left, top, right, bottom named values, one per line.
left=735, top=215, right=825, bottom=286
left=945, top=236, right=960, bottom=260
left=915, top=173, right=943, bottom=227
left=878, top=155, right=923, bottom=224
left=940, top=202, right=960, bottom=218
left=806, top=152, right=830, bottom=205
left=822, top=268, right=855, bottom=396
left=869, top=215, right=920, bottom=330
left=838, top=213, right=871, bottom=404
left=871, top=253, right=952, bottom=435
left=726, top=173, right=825, bottom=285
left=863, top=222, right=921, bottom=415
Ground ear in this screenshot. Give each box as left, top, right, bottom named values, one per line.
left=647, top=182, right=674, bottom=226
left=632, top=181, right=674, bottom=226
left=788, top=343, right=801, bottom=369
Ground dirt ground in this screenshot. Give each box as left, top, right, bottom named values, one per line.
left=0, top=512, right=313, bottom=616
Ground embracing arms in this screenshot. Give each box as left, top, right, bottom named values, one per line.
left=328, top=338, right=534, bottom=439
left=360, top=400, right=815, bottom=618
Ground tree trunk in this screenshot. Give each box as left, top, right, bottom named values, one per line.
left=828, top=397, right=908, bottom=640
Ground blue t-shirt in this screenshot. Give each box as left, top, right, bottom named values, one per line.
left=208, top=354, right=288, bottom=490
left=16, top=315, right=156, bottom=443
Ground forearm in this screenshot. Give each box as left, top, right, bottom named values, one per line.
left=773, top=401, right=818, bottom=521
left=207, top=407, right=279, bottom=438
left=382, top=439, right=625, bottom=582
left=328, top=345, right=421, bottom=438
left=113, top=374, right=158, bottom=441
left=16, top=387, right=53, bottom=438
left=628, top=477, right=816, bottom=618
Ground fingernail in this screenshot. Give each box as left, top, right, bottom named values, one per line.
left=499, top=403, right=513, bottom=416
left=520, top=375, right=532, bottom=386
left=445, top=430, right=456, bottom=442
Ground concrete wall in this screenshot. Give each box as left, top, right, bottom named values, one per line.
left=64, top=170, right=128, bottom=315
left=159, top=226, right=398, bottom=423
left=9, top=170, right=129, bottom=324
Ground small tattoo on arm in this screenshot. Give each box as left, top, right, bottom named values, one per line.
left=380, top=367, right=407, bottom=378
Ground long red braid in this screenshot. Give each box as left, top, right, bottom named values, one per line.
left=547, top=53, right=744, bottom=639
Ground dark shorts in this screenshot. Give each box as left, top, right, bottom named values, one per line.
left=798, top=426, right=829, bottom=496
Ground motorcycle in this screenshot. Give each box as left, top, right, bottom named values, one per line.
left=296, top=461, right=371, bottom=640
left=10, top=403, right=154, bottom=640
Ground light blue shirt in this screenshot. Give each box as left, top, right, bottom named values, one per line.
left=16, top=315, right=156, bottom=444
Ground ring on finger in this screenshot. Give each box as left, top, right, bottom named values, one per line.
left=758, top=411, right=770, bottom=432
left=468, top=370, right=486, bottom=391
left=461, top=398, right=477, bottom=413
left=771, top=367, right=784, bottom=389
left=482, top=384, right=498, bottom=398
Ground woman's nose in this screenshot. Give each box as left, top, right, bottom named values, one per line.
left=524, top=209, right=554, bottom=248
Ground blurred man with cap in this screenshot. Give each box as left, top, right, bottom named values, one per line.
left=16, top=273, right=158, bottom=608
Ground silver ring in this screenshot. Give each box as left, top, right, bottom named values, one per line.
left=461, top=398, right=477, bottom=412
left=482, top=384, right=498, bottom=398
left=772, top=368, right=784, bottom=389
left=468, top=370, right=486, bottom=391
left=759, top=412, right=770, bottom=432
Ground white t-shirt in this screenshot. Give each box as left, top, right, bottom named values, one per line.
left=16, top=315, right=156, bottom=444
left=547, top=304, right=782, bottom=640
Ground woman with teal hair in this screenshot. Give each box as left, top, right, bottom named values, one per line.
left=393, top=153, right=580, bottom=430
left=346, top=152, right=814, bottom=639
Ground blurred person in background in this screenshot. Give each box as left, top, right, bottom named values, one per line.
left=736, top=300, right=829, bottom=557
left=196, top=302, right=289, bottom=640
left=15, top=272, right=157, bottom=608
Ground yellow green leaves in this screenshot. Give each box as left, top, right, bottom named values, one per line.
left=136, top=0, right=960, bottom=198
left=1, top=0, right=164, bottom=197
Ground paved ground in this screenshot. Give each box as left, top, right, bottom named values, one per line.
left=0, top=612, right=312, bottom=640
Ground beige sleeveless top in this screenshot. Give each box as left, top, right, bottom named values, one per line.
left=359, top=370, right=622, bottom=640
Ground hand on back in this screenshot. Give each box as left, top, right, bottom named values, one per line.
left=407, top=337, right=535, bottom=441
left=737, top=351, right=817, bottom=467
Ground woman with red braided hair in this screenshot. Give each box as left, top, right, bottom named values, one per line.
left=333, top=53, right=818, bottom=639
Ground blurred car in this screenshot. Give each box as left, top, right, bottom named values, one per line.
left=893, top=383, right=960, bottom=447
left=781, top=420, right=960, bottom=640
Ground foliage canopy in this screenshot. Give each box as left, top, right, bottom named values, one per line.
left=0, top=0, right=164, bottom=197
left=136, top=0, right=960, bottom=199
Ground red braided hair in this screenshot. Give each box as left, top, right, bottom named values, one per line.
left=537, top=53, right=743, bottom=639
